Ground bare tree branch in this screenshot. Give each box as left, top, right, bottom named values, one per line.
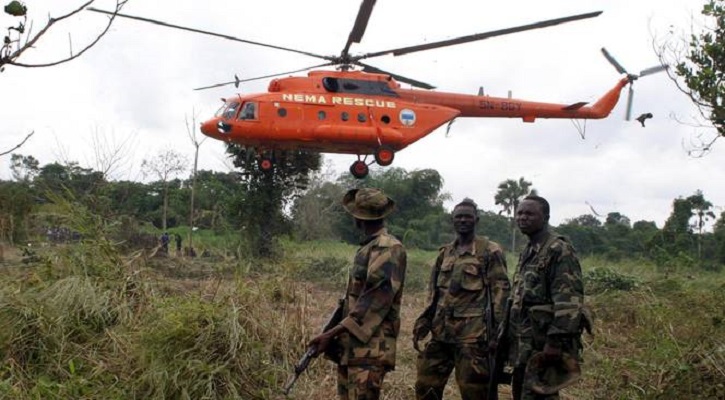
left=1, top=0, right=128, bottom=69
left=0, top=130, right=34, bottom=157
left=87, top=126, right=138, bottom=180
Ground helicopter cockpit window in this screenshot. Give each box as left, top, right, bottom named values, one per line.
left=214, top=103, right=227, bottom=117
left=322, top=77, right=339, bottom=92
left=222, top=102, right=240, bottom=120
left=239, top=102, right=257, bottom=120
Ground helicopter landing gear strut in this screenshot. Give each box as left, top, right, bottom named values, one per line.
left=349, top=146, right=396, bottom=179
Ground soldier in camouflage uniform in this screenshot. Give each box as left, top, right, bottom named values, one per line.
left=309, top=188, right=407, bottom=400
left=413, top=198, right=511, bottom=400
left=508, top=195, right=586, bottom=400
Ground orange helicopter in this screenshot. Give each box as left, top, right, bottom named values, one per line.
left=89, top=2, right=665, bottom=179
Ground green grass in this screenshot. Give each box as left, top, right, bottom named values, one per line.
left=2, top=213, right=724, bottom=399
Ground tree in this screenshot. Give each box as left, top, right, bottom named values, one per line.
left=688, top=190, right=716, bottom=259
left=291, top=179, right=345, bottom=241
left=87, top=127, right=137, bottom=181
left=657, top=190, right=715, bottom=262
left=1, top=0, right=126, bottom=71
left=558, top=216, right=606, bottom=257
left=141, top=150, right=187, bottom=231
left=657, top=0, right=725, bottom=154
left=185, top=112, right=207, bottom=253
left=494, top=177, right=534, bottom=251
left=713, top=211, right=725, bottom=264
left=226, top=146, right=321, bottom=257
left=9, top=153, right=39, bottom=182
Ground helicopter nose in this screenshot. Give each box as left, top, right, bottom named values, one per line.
left=200, top=118, right=225, bottom=139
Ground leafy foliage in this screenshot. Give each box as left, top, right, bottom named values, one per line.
left=675, top=0, right=725, bottom=137
left=584, top=267, right=641, bottom=293
left=226, top=145, right=321, bottom=257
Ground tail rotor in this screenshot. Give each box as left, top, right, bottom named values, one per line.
left=600, top=47, right=668, bottom=120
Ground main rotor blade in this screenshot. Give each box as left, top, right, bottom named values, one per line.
left=88, top=7, right=332, bottom=61
left=601, top=47, right=627, bottom=75
left=639, top=64, right=668, bottom=77
left=357, top=11, right=602, bottom=60
left=193, top=62, right=335, bottom=91
left=356, top=61, right=435, bottom=89
left=342, top=0, right=377, bottom=57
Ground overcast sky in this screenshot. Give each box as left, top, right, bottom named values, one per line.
left=2, top=0, right=721, bottom=227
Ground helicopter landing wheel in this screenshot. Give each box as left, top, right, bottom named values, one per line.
left=258, top=157, right=273, bottom=171
left=374, top=145, right=395, bottom=166
left=349, top=160, right=369, bottom=179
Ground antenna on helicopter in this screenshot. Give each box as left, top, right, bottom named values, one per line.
left=600, top=47, right=668, bottom=121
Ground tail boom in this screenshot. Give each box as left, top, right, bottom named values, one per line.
left=395, top=78, right=629, bottom=122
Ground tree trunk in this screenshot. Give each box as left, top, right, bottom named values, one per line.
left=162, top=182, right=168, bottom=231
left=188, top=146, right=200, bottom=254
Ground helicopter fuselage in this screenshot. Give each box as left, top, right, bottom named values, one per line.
left=200, top=70, right=628, bottom=156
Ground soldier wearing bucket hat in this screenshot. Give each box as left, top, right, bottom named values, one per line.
left=309, top=188, right=407, bottom=400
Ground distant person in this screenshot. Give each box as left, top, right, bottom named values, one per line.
left=160, top=232, right=170, bottom=254
left=508, top=195, right=592, bottom=400
left=308, top=188, right=407, bottom=400
left=413, top=198, right=511, bottom=400
left=175, top=233, right=182, bottom=255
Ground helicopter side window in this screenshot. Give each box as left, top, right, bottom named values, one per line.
left=222, top=102, right=240, bottom=120
left=239, top=102, right=257, bottom=120
left=343, top=82, right=360, bottom=91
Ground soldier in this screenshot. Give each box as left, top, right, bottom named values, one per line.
left=508, top=195, right=589, bottom=400
left=308, top=187, right=407, bottom=400
left=413, top=198, right=511, bottom=400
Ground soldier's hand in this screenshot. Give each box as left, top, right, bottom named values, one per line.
left=308, top=333, right=331, bottom=356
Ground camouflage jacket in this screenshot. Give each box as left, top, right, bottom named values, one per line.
left=509, top=231, right=585, bottom=365
left=416, top=236, right=510, bottom=344
left=339, top=228, right=407, bottom=369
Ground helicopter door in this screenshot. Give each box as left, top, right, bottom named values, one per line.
left=239, top=102, right=258, bottom=120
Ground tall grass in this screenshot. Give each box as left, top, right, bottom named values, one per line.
left=2, top=204, right=724, bottom=399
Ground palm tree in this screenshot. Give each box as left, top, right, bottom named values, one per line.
left=495, top=177, right=534, bottom=252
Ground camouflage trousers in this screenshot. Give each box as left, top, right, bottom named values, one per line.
left=415, top=340, right=491, bottom=400
left=337, top=364, right=387, bottom=400
left=512, top=366, right=558, bottom=400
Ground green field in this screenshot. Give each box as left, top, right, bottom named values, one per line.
left=1, top=234, right=723, bottom=400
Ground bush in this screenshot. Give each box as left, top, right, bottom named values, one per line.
left=585, top=267, right=641, bottom=294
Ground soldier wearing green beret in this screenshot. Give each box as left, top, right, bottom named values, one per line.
left=309, top=187, right=407, bottom=400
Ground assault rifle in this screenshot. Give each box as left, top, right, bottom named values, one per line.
left=283, top=298, right=345, bottom=396
left=486, top=288, right=513, bottom=400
